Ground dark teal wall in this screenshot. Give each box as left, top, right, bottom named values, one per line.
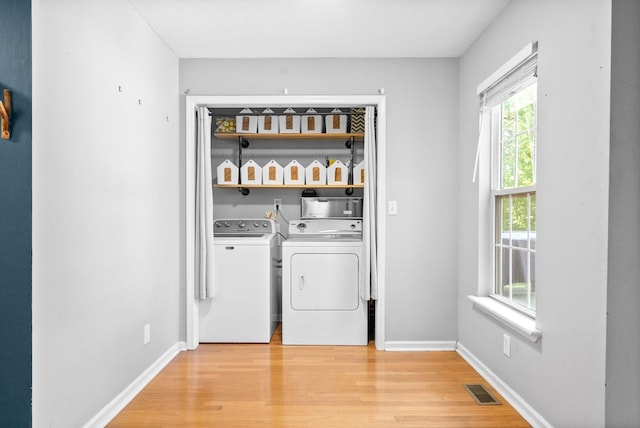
left=0, top=0, right=32, bottom=426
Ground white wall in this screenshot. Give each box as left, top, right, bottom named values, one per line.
left=457, top=1, right=611, bottom=426
left=32, top=0, right=179, bottom=426
left=179, top=58, right=459, bottom=344
left=607, top=1, right=640, bottom=426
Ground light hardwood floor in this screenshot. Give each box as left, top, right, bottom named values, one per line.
left=108, top=326, right=530, bottom=427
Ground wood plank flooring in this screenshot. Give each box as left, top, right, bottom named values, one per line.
left=108, top=326, right=530, bottom=427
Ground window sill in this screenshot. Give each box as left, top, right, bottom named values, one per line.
left=467, top=295, right=542, bottom=343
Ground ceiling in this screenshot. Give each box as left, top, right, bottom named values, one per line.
left=127, top=0, right=510, bottom=59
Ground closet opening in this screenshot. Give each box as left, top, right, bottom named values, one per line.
left=184, top=95, right=387, bottom=350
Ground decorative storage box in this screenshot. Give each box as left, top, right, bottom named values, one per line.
left=258, top=108, right=279, bottom=134
left=214, top=117, right=236, bottom=133
left=216, top=159, right=238, bottom=185
left=240, top=159, right=262, bottom=184
left=262, top=160, right=283, bottom=184
left=236, top=108, right=258, bottom=133
left=350, top=108, right=365, bottom=134
left=325, top=108, right=347, bottom=133
left=305, top=160, right=327, bottom=185
left=353, top=160, right=365, bottom=185
left=284, top=160, right=305, bottom=185
left=301, top=108, right=323, bottom=134
left=327, top=160, right=348, bottom=185
left=279, top=107, right=300, bottom=134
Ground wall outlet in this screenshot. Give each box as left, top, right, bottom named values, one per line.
left=273, top=199, right=281, bottom=211
left=503, top=333, right=511, bottom=358
left=388, top=200, right=398, bottom=215
left=144, top=324, right=151, bottom=345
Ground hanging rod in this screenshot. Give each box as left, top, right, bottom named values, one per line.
left=209, top=109, right=369, bottom=117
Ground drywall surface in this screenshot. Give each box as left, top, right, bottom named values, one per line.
left=0, top=0, right=32, bottom=426
left=458, top=0, right=611, bottom=426
left=32, top=0, right=179, bottom=426
left=606, top=1, right=640, bottom=426
left=179, top=58, right=459, bottom=344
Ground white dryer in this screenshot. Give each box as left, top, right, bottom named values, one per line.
left=199, top=218, right=279, bottom=343
left=282, top=218, right=368, bottom=345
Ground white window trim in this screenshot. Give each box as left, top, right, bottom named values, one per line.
left=489, top=84, right=537, bottom=317
left=469, top=42, right=543, bottom=343
left=468, top=295, right=542, bottom=343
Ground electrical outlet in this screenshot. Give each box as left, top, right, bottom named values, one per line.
left=273, top=199, right=281, bottom=211
left=144, top=324, right=151, bottom=345
left=503, top=333, right=511, bottom=358
left=388, top=200, right=398, bottom=215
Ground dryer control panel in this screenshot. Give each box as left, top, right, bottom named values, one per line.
left=288, top=219, right=362, bottom=240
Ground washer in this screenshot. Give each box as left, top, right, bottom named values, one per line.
left=282, top=219, right=368, bottom=345
left=199, top=218, right=279, bottom=343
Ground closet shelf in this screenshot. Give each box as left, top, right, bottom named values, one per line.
left=214, top=184, right=364, bottom=189
left=214, top=132, right=364, bottom=141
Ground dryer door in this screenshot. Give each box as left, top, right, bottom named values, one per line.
left=290, top=253, right=360, bottom=311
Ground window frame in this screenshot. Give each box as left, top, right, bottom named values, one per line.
left=489, top=80, right=538, bottom=318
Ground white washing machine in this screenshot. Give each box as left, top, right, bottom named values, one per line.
left=282, top=218, right=368, bottom=345
left=199, top=218, right=279, bottom=343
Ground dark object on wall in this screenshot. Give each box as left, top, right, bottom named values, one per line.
left=0, top=89, right=11, bottom=139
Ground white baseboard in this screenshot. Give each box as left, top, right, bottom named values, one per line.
left=385, top=340, right=457, bottom=351
left=83, top=342, right=184, bottom=428
left=456, top=342, right=552, bottom=428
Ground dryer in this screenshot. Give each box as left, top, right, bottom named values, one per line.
left=282, top=218, right=367, bottom=345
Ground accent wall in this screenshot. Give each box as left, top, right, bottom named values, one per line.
left=0, top=0, right=32, bottom=426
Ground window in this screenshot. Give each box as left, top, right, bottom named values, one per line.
left=491, top=83, right=537, bottom=316
left=479, top=42, right=538, bottom=317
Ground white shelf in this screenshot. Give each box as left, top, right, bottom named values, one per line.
left=214, top=184, right=364, bottom=189
left=214, top=132, right=363, bottom=141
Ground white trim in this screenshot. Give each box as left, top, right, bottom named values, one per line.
left=477, top=41, right=537, bottom=95
left=468, top=295, right=542, bottom=342
left=185, top=95, right=387, bottom=351
left=185, top=94, right=386, bottom=109
left=83, top=343, right=184, bottom=428
left=185, top=98, right=199, bottom=350
left=374, top=96, right=386, bottom=351
left=491, top=185, right=537, bottom=197
left=456, top=342, right=552, bottom=428
left=385, top=340, right=457, bottom=351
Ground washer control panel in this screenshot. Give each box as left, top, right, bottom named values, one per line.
left=213, top=218, right=276, bottom=236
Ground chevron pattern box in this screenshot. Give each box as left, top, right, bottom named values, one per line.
left=350, top=108, right=365, bottom=134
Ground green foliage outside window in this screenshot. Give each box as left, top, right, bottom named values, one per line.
left=499, top=83, right=537, bottom=233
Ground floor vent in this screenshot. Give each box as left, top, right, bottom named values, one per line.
left=463, top=384, right=501, bottom=405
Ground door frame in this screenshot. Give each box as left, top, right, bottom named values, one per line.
left=185, top=95, right=387, bottom=350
